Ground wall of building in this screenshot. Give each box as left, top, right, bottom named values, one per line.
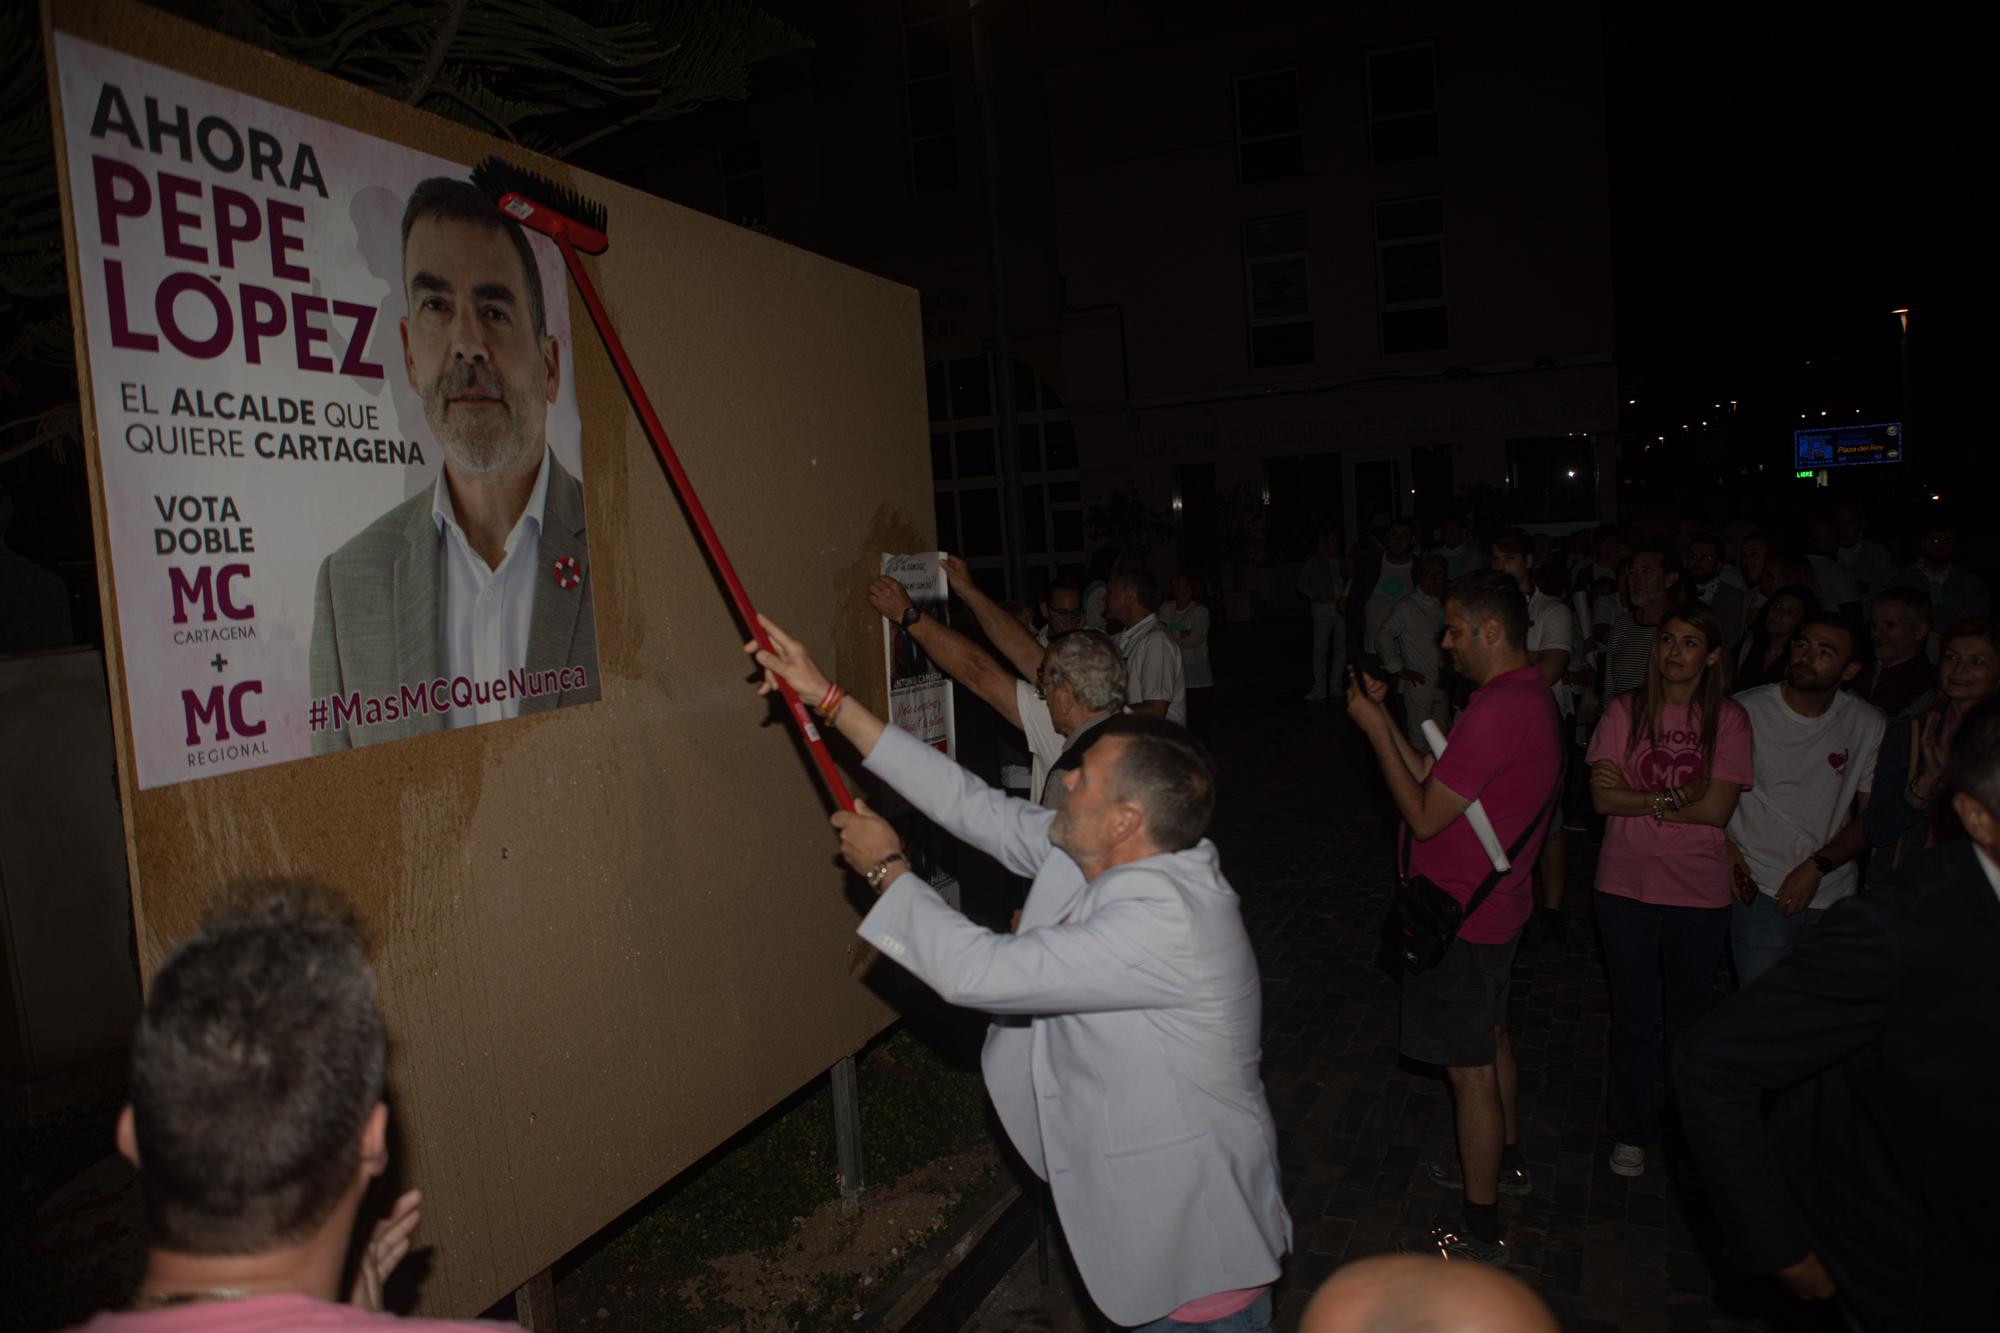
left=626, top=0, right=1619, bottom=600
left=1042, top=0, right=1617, bottom=571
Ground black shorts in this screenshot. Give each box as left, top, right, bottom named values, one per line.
left=1399, top=934, right=1520, bottom=1067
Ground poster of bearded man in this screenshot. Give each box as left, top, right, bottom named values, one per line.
left=53, top=33, right=601, bottom=784
left=306, top=174, right=600, bottom=754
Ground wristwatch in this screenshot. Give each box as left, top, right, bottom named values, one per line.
left=864, top=851, right=908, bottom=890
left=1808, top=852, right=1835, bottom=875
left=898, top=606, right=921, bottom=631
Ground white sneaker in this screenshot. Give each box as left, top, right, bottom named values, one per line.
left=1305, top=687, right=1328, bottom=700
left=1608, top=1142, right=1646, bottom=1177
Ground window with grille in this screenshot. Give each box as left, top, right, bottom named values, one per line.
left=927, top=355, right=1082, bottom=599
left=1243, top=214, right=1314, bottom=368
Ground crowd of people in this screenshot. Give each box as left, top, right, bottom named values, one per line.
left=75, top=500, right=1994, bottom=1333
left=1332, top=500, right=1995, bottom=1330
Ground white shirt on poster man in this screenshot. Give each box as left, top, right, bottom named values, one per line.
left=1726, top=684, right=1885, bottom=911
left=1119, top=613, right=1187, bottom=725
left=432, top=447, right=551, bottom=729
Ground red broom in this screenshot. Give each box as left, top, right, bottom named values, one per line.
left=470, top=157, right=855, bottom=811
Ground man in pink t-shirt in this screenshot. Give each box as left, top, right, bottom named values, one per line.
left=68, top=880, right=504, bottom=1332
left=1349, top=571, right=1560, bottom=1267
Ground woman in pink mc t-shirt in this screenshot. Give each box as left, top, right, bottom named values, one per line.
left=1584, top=601, right=1751, bottom=1180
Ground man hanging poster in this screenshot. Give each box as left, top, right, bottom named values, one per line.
left=52, top=33, right=600, bottom=790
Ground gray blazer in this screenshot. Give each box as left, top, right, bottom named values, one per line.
left=308, top=452, right=599, bottom=752
left=857, top=727, right=1291, bottom=1326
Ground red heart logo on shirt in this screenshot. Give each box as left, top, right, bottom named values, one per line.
left=1827, top=750, right=1848, bottom=773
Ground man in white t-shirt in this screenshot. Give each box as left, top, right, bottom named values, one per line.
left=1378, top=555, right=1449, bottom=744
left=1833, top=502, right=1897, bottom=612
left=1107, top=567, right=1188, bottom=726
left=1363, top=522, right=1419, bottom=662
left=1431, top=515, right=1484, bottom=581
left=1726, top=615, right=1885, bottom=985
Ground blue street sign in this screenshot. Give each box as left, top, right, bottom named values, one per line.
left=1792, top=422, right=1903, bottom=469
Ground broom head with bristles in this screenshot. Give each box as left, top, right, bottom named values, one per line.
left=470, top=156, right=609, bottom=254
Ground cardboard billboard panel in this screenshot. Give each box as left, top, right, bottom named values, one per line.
left=46, top=0, right=929, bottom=1314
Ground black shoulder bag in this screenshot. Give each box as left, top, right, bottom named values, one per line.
left=1388, top=781, right=1561, bottom=973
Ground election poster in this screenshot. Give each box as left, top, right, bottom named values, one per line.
left=880, top=552, right=957, bottom=907
left=52, top=33, right=601, bottom=790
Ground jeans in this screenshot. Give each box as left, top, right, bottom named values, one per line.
left=1128, top=1288, right=1273, bottom=1333
left=1594, top=891, right=1732, bottom=1146
left=1730, top=892, right=1828, bottom=988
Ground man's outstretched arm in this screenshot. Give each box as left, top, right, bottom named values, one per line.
left=1347, top=670, right=1459, bottom=836
left=746, top=614, right=1052, bottom=876
left=942, top=553, right=1046, bottom=679
left=867, top=577, right=1021, bottom=727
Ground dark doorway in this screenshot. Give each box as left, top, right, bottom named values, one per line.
left=1174, top=462, right=1218, bottom=579
left=1263, top=453, right=1343, bottom=562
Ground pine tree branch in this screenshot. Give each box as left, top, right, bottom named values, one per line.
left=406, top=0, right=471, bottom=105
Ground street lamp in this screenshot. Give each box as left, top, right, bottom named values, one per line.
left=1891, top=307, right=1911, bottom=433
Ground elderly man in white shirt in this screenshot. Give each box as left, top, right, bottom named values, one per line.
left=746, top=616, right=1291, bottom=1331
left=866, top=573, right=1126, bottom=809
left=1106, top=566, right=1188, bottom=725
left=947, top=554, right=1187, bottom=729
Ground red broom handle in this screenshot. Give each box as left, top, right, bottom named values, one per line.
left=550, top=230, right=856, bottom=811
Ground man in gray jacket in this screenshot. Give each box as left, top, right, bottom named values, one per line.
left=746, top=615, right=1291, bottom=1330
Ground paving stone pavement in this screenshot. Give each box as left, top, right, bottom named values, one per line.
left=961, top=628, right=1840, bottom=1333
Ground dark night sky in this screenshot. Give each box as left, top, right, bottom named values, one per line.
left=1603, top=4, right=1989, bottom=462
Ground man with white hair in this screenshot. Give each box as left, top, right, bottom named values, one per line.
left=867, top=572, right=1125, bottom=809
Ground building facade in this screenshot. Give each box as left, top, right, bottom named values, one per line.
left=634, top=0, right=1616, bottom=604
